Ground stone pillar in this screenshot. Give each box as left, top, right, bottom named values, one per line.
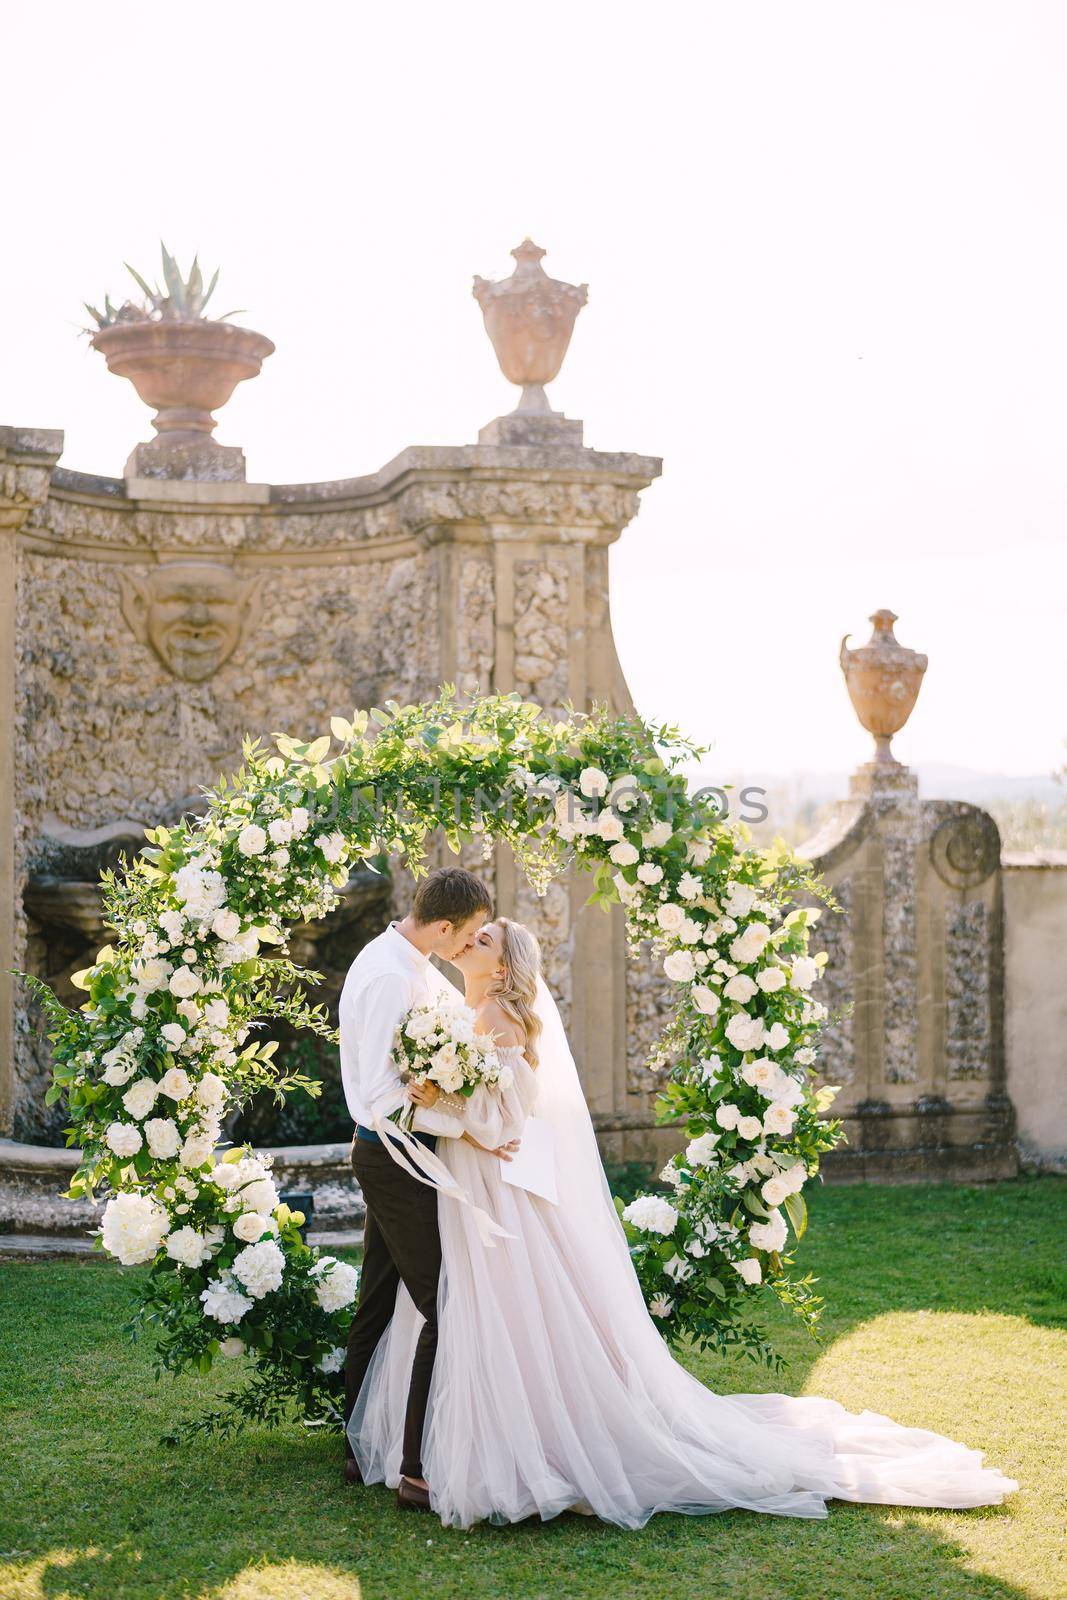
left=0, top=428, right=63, bottom=1135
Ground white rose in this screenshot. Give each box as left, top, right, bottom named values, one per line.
left=663, top=950, right=696, bottom=984
left=203, top=998, right=230, bottom=1028
left=165, top=1224, right=216, bottom=1268
left=614, top=872, right=640, bottom=906
left=678, top=917, right=702, bottom=944
left=579, top=766, right=610, bottom=798
left=686, top=839, right=712, bottom=866
left=742, top=1057, right=779, bottom=1094
left=195, top=1071, right=228, bottom=1111
left=677, top=872, right=702, bottom=901
left=237, top=824, right=267, bottom=857
left=715, top=1103, right=741, bottom=1130
left=685, top=1131, right=720, bottom=1167
left=790, top=956, right=820, bottom=991
left=733, top=1257, right=763, bottom=1286
left=268, top=817, right=293, bottom=845
left=121, top=1078, right=159, bottom=1120
left=168, top=967, right=202, bottom=1000
left=725, top=1012, right=765, bottom=1052
left=289, top=806, right=311, bottom=837
left=725, top=883, right=758, bottom=918
left=609, top=840, right=639, bottom=868
left=311, top=1256, right=361, bottom=1312
left=233, top=1211, right=275, bottom=1243
left=757, top=967, right=787, bottom=993
left=657, top=903, right=686, bottom=934
left=211, top=908, right=241, bottom=941
left=179, top=1133, right=215, bottom=1170
left=144, top=1117, right=181, bottom=1159
left=762, top=1176, right=789, bottom=1208
left=736, top=1115, right=763, bottom=1141
left=621, top=1195, right=679, bottom=1236
left=636, top=863, right=663, bottom=886
left=105, top=1121, right=143, bottom=1158
left=160, top=1023, right=187, bottom=1050
left=231, top=1239, right=285, bottom=1299
left=608, top=774, right=641, bottom=812
left=100, top=1192, right=169, bottom=1265
left=101, top=1050, right=137, bottom=1087
left=691, top=984, right=720, bottom=1016
left=159, top=1066, right=193, bottom=1101
left=724, top=974, right=758, bottom=1004
left=749, top=1210, right=789, bottom=1253
left=765, top=1022, right=791, bottom=1052
left=596, top=810, right=625, bottom=842
left=763, top=1103, right=797, bottom=1138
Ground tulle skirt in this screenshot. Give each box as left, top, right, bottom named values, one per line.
left=348, top=1140, right=1019, bottom=1529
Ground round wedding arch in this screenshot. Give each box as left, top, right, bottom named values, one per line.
left=36, top=689, right=841, bottom=1435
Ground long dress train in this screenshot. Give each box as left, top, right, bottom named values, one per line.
left=348, top=983, right=1018, bottom=1530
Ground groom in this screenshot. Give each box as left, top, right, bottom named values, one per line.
left=339, top=866, right=495, bottom=1510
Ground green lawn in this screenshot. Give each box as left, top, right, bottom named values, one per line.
left=1, top=1179, right=1064, bottom=1600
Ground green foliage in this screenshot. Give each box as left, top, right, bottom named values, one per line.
left=83, top=241, right=245, bottom=331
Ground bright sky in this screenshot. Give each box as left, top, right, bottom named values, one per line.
left=3, top=2, right=1064, bottom=781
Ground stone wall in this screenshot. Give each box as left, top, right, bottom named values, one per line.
left=1002, top=853, right=1067, bottom=1171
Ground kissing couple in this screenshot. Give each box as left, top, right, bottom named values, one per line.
left=340, top=867, right=1017, bottom=1530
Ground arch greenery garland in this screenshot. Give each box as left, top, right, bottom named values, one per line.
left=33, top=689, right=842, bottom=1436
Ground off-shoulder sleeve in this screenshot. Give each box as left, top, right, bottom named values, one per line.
left=455, top=1045, right=537, bottom=1149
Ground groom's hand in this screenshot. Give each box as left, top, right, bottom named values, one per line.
left=407, top=1080, right=440, bottom=1108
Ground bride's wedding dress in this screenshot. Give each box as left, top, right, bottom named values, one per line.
left=348, top=980, right=1018, bottom=1529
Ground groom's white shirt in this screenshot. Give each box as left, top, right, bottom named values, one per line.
left=338, top=922, right=464, bottom=1138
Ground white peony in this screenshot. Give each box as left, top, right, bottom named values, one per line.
left=200, top=1273, right=254, bottom=1325
left=160, top=1023, right=187, bottom=1049
left=233, top=1211, right=276, bottom=1243
left=168, top=967, right=202, bottom=1000
left=165, top=1224, right=217, bottom=1268
left=100, top=1192, right=169, bottom=1265
left=749, top=1210, right=789, bottom=1253
left=159, top=1066, right=193, bottom=1100
left=231, top=1238, right=285, bottom=1299
left=105, top=1121, right=143, bottom=1158
left=311, top=1256, right=361, bottom=1312
left=657, top=903, right=686, bottom=934
left=685, top=1131, right=720, bottom=1167
left=725, top=1012, right=765, bottom=1052
left=237, top=824, right=267, bottom=857
left=121, top=1078, right=159, bottom=1120
left=636, top=862, right=664, bottom=886
left=211, top=907, right=241, bottom=941
left=622, top=1195, right=679, bottom=1236
left=757, top=966, right=787, bottom=993
left=267, top=817, right=293, bottom=845
left=691, top=983, right=721, bottom=1016
left=724, top=883, right=758, bottom=918
left=663, top=949, right=696, bottom=984
left=609, top=840, right=639, bottom=868
left=715, top=1102, right=741, bottom=1130
left=733, top=1257, right=763, bottom=1286
left=677, top=917, right=702, bottom=945
left=578, top=766, right=610, bottom=799
left=730, top=922, right=772, bottom=965
left=724, top=974, right=758, bottom=1003
left=790, top=956, right=820, bottom=991
left=765, top=1022, right=791, bottom=1052
left=144, top=1117, right=181, bottom=1159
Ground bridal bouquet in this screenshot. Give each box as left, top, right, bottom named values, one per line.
left=391, top=1000, right=505, bottom=1126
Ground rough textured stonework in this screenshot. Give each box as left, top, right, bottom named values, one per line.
left=513, top=559, right=570, bottom=713
left=625, top=940, right=675, bottom=1097
left=455, top=557, right=495, bottom=693
left=945, top=900, right=990, bottom=1079
left=814, top=878, right=855, bottom=1087
left=882, top=832, right=919, bottom=1084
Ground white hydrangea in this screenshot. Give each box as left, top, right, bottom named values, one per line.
left=311, top=1256, right=361, bottom=1312
left=200, top=1273, right=254, bottom=1325
left=231, top=1239, right=285, bottom=1299
left=622, top=1195, right=679, bottom=1236
left=145, top=1117, right=182, bottom=1159
left=733, top=1257, right=763, bottom=1286
left=174, top=862, right=227, bottom=921
left=100, top=1192, right=169, bottom=1265
left=165, top=1225, right=217, bottom=1268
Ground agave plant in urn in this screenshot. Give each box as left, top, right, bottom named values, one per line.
left=840, top=609, right=928, bottom=771
left=473, top=239, right=588, bottom=446
left=84, top=243, right=274, bottom=482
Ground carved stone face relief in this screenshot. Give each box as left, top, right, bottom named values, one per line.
left=117, top=562, right=264, bottom=682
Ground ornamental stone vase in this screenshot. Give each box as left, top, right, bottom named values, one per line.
left=473, top=239, right=588, bottom=416
left=90, top=318, right=274, bottom=482
left=840, top=609, right=928, bottom=767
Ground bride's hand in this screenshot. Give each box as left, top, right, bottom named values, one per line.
left=407, top=1079, right=440, bottom=1108
left=463, top=1132, right=521, bottom=1162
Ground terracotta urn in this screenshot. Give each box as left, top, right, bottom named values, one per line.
left=840, top=609, right=928, bottom=766
left=473, top=239, right=588, bottom=414
left=91, top=318, right=274, bottom=442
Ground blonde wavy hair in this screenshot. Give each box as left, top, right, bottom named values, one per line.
left=486, top=917, right=543, bottom=1069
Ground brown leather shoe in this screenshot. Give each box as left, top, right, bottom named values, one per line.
left=343, top=1456, right=364, bottom=1486
left=396, top=1476, right=432, bottom=1511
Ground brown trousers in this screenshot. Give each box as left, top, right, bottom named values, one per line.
left=345, top=1134, right=442, bottom=1480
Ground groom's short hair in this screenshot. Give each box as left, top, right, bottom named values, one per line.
left=411, top=867, right=493, bottom=927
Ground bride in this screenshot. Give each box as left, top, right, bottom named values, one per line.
left=347, top=918, right=1018, bottom=1530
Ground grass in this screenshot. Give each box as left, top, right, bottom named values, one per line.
left=1, top=1179, right=1065, bottom=1600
